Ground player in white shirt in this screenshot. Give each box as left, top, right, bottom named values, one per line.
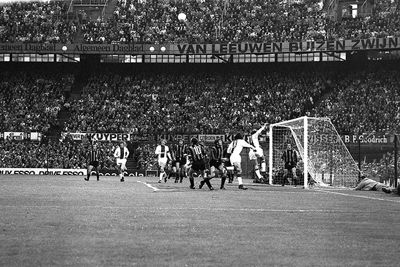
left=227, top=133, right=256, bottom=190
left=113, top=142, right=130, bottom=182
left=155, top=139, right=171, bottom=183
left=249, top=123, right=268, bottom=182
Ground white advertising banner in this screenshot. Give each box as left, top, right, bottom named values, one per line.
left=4, top=132, right=24, bottom=140
left=0, top=168, right=87, bottom=175
left=61, top=132, right=131, bottom=142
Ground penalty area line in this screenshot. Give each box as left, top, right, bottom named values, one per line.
left=313, top=189, right=400, bottom=204
left=137, top=181, right=160, bottom=192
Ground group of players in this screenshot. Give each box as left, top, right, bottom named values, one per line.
left=153, top=123, right=269, bottom=190
left=84, top=123, right=300, bottom=188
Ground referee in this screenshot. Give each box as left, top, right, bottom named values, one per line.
left=85, top=143, right=101, bottom=181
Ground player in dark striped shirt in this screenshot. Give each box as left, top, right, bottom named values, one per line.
left=172, top=139, right=188, bottom=183
left=84, top=143, right=101, bottom=181
left=281, top=143, right=298, bottom=186
left=209, top=139, right=228, bottom=189
left=187, top=137, right=213, bottom=190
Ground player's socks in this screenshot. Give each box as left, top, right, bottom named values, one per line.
left=86, top=173, right=90, bottom=181
left=255, top=170, right=262, bottom=179
left=205, top=179, right=213, bottom=190
left=220, top=177, right=226, bottom=189
left=96, top=173, right=99, bottom=181
left=199, top=180, right=205, bottom=189
left=120, top=173, right=124, bottom=182
left=189, top=177, right=195, bottom=189
left=238, top=177, right=247, bottom=190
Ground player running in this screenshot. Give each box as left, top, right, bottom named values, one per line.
left=172, top=139, right=188, bottom=183
left=209, top=139, right=228, bottom=190
left=227, top=133, right=256, bottom=190
left=155, top=139, right=170, bottom=183
left=84, top=143, right=101, bottom=181
left=114, top=142, right=129, bottom=182
left=187, top=137, right=213, bottom=190
left=249, top=123, right=268, bottom=182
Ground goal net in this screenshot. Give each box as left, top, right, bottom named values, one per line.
left=268, top=117, right=360, bottom=188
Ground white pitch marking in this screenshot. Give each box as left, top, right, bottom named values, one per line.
left=0, top=205, right=382, bottom=213
left=137, top=180, right=160, bottom=192
left=313, top=189, right=400, bottom=204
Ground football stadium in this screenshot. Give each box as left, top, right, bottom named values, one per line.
left=0, top=0, right=400, bottom=266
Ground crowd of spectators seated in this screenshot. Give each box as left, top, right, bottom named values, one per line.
left=0, top=0, right=77, bottom=43
left=313, top=69, right=400, bottom=134
left=65, top=70, right=322, bottom=134
left=0, top=67, right=399, bottom=136
left=0, top=72, right=73, bottom=133
left=0, top=0, right=399, bottom=44
left=81, top=0, right=400, bottom=44
left=63, top=67, right=400, bottom=135
left=0, top=137, right=116, bottom=169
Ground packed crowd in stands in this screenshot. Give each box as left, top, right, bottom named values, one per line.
left=0, top=67, right=399, bottom=135
left=81, top=0, right=400, bottom=44
left=0, top=0, right=399, bottom=44
left=65, top=70, right=322, bottom=134
left=0, top=72, right=73, bottom=132
left=0, top=0, right=77, bottom=43
left=0, top=137, right=116, bottom=169
left=313, top=69, right=400, bottom=134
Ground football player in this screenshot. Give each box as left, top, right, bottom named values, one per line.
left=113, top=142, right=129, bottom=182
left=155, top=139, right=170, bottom=183
left=249, top=123, right=268, bottom=182
left=227, top=133, right=256, bottom=190
left=209, top=139, right=228, bottom=190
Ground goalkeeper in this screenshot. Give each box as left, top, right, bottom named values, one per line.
left=281, top=143, right=298, bottom=186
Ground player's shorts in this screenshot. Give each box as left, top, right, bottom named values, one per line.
left=88, top=161, right=99, bottom=168
left=224, top=159, right=231, bottom=167
left=173, top=158, right=187, bottom=166
left=116, top=158, right=127, bottom=169
left=249, top=147, right=264, bottom=160
left=230, top=155, right=241, bottom=164
left=210, top=160, right=222, bottom=169
left=158, top=158, right=168, bottom=169
left=231, top=161, right=242, bottom=174
left=285, top=163, right=297, bottom=170
left=191, top=159, right=206, bottom=172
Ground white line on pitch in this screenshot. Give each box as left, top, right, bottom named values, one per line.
left=137, top=180, right=160, bottom=192
left=0, top=205, right=382, bottom=213
left=313, top=189, right=400, bottom=204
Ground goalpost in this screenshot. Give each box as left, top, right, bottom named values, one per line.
left=268, top=116, right=360, bottom=188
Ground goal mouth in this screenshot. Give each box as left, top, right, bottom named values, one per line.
left=269, top=116, right=360, bottom=188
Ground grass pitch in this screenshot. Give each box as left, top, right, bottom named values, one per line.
left=1, top=175, right=400, bottom=266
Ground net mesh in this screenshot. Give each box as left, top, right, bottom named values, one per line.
left=270, top=117, right=360, bottom=187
